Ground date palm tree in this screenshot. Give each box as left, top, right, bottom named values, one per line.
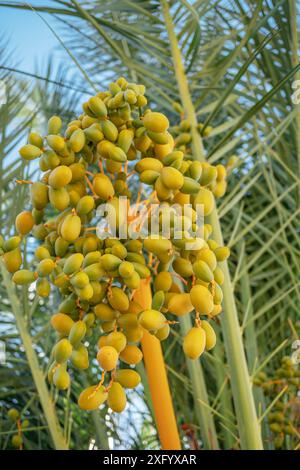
left=0, top=0, right=299, bottom=450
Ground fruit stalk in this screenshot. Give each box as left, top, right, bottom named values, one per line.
left=161, top=0, right=263, bottom=449
left=134, top=279, right=181, bottom=450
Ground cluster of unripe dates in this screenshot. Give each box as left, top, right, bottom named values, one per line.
left=1, top=77, right=229, bottom=414
left=6, top=408, right=29, bottom=449
left=254, top=356, right=300, bottom=449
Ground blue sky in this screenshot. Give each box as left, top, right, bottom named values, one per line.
left=0, top=6, right=67, bottom=73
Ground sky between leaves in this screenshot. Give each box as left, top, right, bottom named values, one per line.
left=0, top=5, right=67, bottom=73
